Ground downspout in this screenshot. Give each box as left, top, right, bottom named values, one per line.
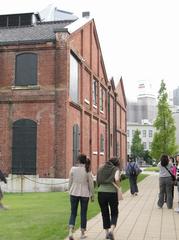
left=108, top=86, right=111, bottom=159
left=114, top=92, right=117, bottom=156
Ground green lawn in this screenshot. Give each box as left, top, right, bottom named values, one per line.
left=0, top=174, right=148, bottom=240
left=143, top=166, right=159, bottom=172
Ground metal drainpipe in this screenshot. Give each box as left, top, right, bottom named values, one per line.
left=114, top=92, right=117, bottom=157
left=108, top=86, right=111, bottom=160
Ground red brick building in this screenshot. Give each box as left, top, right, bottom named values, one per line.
left=0, top=8, right=127, bottom=182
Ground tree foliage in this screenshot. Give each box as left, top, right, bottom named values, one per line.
left=151, top=80, right=178, bottom=160
left=143, top=150, right=152, bottom=164
left=131, top=129, right=144, bottom=160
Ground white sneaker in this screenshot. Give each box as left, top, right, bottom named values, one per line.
left=80, top=234, right=87, bottom=239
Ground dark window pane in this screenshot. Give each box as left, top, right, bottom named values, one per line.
left=73, top=124, right=80, bottom=165
left=93, top=79, right=97, bottom=105
left=8, top=15, right=19, bottom=27
left=12, top=119, right=37, bottom=175
left=100, top=134, right=104, bottom=152
left=20, top=14, right=32, bottom=26
left=15, top=53, right=37, bottom=86
left=0, top=15, right=7, bottom=27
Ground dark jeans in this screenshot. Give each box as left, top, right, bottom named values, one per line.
left=158, top=177, right=173, bottom=209
left=129, top=175, right=138, bottom=194
left=69, top=195, right=89, bottom=229
left=98, top=192, right=118, bottom=229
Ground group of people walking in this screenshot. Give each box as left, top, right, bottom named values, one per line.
left=67, top=154, right=142, bottom=240
left=67, top=154, right=121, bottom=240
left=67, top=152, right=179, bottom=240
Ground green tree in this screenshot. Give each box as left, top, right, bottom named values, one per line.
left=151, top=80, right=178, bottom=160
left=143, top=150, right=152, bottom=165
left=131, top=129, right=144, bottom=160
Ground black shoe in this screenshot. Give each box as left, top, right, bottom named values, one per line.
left=69, top=236, right=74, bottom=240
left=106, top=232, right=114, bottom=240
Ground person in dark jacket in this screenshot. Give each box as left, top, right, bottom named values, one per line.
left=125, top=157, right=141, bottom=196
left=0, top=169, right=7, bottom=210
left=97, top=157, right=120, bottom=240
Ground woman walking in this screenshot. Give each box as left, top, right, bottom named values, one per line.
left=175, top=154, right=179, bottom=211
left=97, top=157, right=120, bottom=240
left=125, top=157, right=141, bottom=196
left=68, top=154, right=94, bottom=240
left=157, top=154, right=173, bottom=209
left=0, top=169, right=7, bottom=210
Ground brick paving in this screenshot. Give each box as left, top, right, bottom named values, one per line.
left=65, top=175, right=179, bottom=240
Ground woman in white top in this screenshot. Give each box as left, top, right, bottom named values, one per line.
left=68, top=154, right=94, bottom=240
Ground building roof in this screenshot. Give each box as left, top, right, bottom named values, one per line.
left=40, top=4, right=78, bottom=22
left=0, top=4, right=79, bottom=46
left=0, top=21, right=72, bottom=45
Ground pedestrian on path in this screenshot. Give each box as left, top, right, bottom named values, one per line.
left=157, top=154, right=173, bottom=209
left=68, top=154, right=94, bottom=240
left=125, top=157, right=141, bottom=196
left=0, top=169, right=7, bottom=210
left=169, top=156, right=177, bottom=199
left=97, top=157, right=120, bottom=240
left=175, top=154, right=179, bottom=210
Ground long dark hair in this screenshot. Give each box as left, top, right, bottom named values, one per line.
left=85, top=158, right=91, bottom=173
left=109, top=157, right=120, bottom=167
left=160, top=154, right=169, bottom=167
left=77, top=154, right=91, bottom=173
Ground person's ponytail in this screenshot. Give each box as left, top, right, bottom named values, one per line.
left=85, top=158, right=91, bottom=173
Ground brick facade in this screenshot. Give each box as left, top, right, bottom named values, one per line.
left=0, top=18, right=127, bottom=179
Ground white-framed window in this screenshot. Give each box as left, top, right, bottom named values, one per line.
left=132, top=130, right=135, bottom=137
left=127, top=142, right=130, bottom=151
left=142, top=130, right=146, bottom=137
left=143, top=142, right=147, bottom=150
left=149, top=130, right=153, bottom=137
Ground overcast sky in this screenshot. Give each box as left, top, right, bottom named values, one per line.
left=1, top=0, right=179, bottom=100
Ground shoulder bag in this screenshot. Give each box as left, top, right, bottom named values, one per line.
left=164, top=166, right=176, bottom=184
left=112, top=182, right=123, bottom=201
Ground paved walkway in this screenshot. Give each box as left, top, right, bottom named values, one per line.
left=65, top=175, right=179, bottom=240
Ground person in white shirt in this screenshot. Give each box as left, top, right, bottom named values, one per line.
left=68, top=154, right=94, bottom=240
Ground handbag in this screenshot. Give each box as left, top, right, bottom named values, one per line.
left=164, top=166, right=176, bottom=183
left=112, top=182, right=123, bottom=201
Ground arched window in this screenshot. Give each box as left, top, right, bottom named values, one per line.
left=15, top=53, right=37, bottom=86
left=12, top=119, right=37, bottom=174
left=73, top=124, right=80, bottom=165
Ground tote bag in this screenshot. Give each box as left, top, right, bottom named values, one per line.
left=112, top=182, right=123, bottom=201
